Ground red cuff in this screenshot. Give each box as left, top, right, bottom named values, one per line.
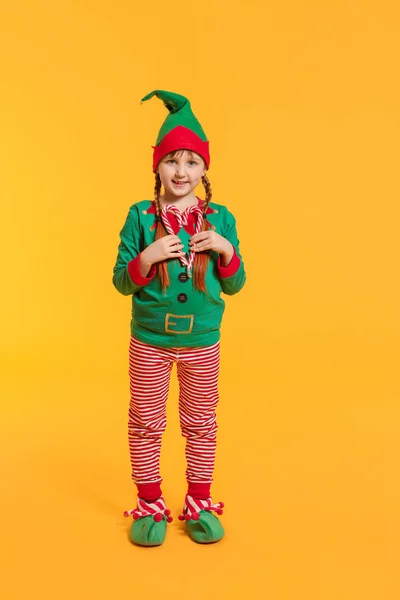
left=136, top=482, right=162, bottom=501
left=187, top=482, right=211, bottom=499
left=127, top=254, right=156, bottom=286
left=217, top=247, right=240, bottom=278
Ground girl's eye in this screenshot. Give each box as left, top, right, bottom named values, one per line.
left=188, top=161, right=197, bottom=166
left=167, top=159, right=176, bottom=164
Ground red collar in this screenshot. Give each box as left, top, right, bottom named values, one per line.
left=146, top=197, right=214, bottom=215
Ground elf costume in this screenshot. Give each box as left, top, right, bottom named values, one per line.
left=113, top=90, right=246, bottom=546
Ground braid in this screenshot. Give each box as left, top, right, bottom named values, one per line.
left=201, top=174, right=212, bottom=214
left=153, top=172, right=169, bottom=292
left=154, top=172, right=162, bottom=208
left=192, top=173, right=212, bottom=293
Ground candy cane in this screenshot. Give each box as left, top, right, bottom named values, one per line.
left=161, top=204, right=204, bottom=277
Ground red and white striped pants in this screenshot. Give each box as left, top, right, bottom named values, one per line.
left=128, top=335, right=220, bottom=490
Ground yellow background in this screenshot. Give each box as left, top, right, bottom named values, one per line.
left=1, top=1, right=399, bottom=598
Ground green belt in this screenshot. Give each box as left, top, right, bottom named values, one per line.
left=133, top=306, right=224, bottom=335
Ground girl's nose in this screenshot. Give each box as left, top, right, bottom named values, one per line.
left=175, top=163, right=186, bottom=176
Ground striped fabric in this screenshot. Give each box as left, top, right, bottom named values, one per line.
left=160, top=204, right=204, bottom=276
left=178, top=494, right=224, bottom=521
left=128, top=335, right=220, bottom=487
left=124, top=496, right=173, bottom=523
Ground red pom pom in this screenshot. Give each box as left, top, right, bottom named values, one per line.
left=184, top=513, right=191, bottom=521
left=219, top=502, right=225, bottom=508
left=192, top=512, right=200, bottom=521
left=132, top=514, right=139, bottom=520
left=165, top=509, right=171, bottom=516
left=167, top=515, right=173, bottom=523
left=216, top=509, right=223, bottom=515
left=123, top=511, right=129, bottom=518
left=153, top=513, right=163, bottom=523
left=178, top=514, right=184, bottom=521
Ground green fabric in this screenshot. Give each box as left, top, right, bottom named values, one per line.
left=141, top=90, right=208, bottom=144
left=185, top=511, right=225, bottom=544
left=129, top=515, right=167, bottom=546
left=112, top=200, right=246, bottom=348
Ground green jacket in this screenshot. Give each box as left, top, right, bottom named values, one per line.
left=112, top=199, right=246, bottom=347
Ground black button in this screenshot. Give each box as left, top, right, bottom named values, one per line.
left=177, top=293, right=188, bottom=303
left=178, top=273, right=189, bottom=283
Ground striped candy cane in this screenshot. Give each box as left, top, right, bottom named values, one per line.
left=161, top=204, right=204, bottom=277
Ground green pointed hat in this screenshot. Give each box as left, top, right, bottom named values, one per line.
left=141, top=90, right=210, bottom=172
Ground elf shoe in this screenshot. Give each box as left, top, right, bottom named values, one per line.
left=124, top=497, right=173, bottom=546
left=178, top=494, right=225, bottom=544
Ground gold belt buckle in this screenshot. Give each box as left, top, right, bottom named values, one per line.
left=165, top=313, right=194, bottom=334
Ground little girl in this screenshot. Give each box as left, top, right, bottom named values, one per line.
left=113, top=90, right=246, bottom=546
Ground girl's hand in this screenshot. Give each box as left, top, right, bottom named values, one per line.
left=189, top=231, right=233, bottom=256
left=141, top=234, right=184, bottom=267
left=189, top=231, right=234, bottom=267
left=142, top=234, right=184, bottom=265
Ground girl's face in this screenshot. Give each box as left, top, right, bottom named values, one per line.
left=157, top=150, right=206, bottom=198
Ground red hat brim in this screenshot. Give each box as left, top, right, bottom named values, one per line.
left=152, top=126, right=210, bottom=172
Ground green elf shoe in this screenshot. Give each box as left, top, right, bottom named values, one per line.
left=124, top=497, right=173, bottom=547
left=178, top=494, right=225, bottom=544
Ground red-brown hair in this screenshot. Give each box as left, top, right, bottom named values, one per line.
left=154, top=150, right=212, bottom=293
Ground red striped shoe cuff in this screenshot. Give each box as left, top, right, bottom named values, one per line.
left=123, top=496, right=173, bottom=523
left=178, top=494, right=224, bottom=521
